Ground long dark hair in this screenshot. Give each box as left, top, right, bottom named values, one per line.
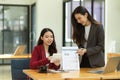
left=71, top=6, right=100, bottom=46
left=37, top=28, right=57, bottom=55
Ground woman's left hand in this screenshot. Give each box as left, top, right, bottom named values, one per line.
left=53, top=59, right=60, bottom=66
left=77, top=48, right=87, bottom=56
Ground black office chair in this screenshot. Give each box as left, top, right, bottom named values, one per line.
left=11, top=59, right=30, bottom=80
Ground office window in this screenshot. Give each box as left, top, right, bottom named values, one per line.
left=93, top=0, right=105, bottom=26
left=0, top=5, right=29, bottom=64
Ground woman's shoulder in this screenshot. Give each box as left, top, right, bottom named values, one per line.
left=32, top=45, right=44, bottom=54
left=92, top=23, right=103, bottom=29
left=34, top=45, right=44, bottom=49
left=92, top=23, right=103, bottom=27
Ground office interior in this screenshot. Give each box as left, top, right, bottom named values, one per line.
left=0, top=0, right=120, bottom=80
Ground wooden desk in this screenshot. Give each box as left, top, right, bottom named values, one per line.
left=23, top=68, right=120, bottom=80
left=101, top=71, right=120, bottom=79
left=62, top=68, right=101, bottom=80
left=0, top=54, right=31, bottom=59
left=23, top=69, right=65, bottom=80
left=107, top=53, right=120, bottom=59
left=23, top=68, right=102, bottom=80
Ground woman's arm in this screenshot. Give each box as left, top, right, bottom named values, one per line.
left=30, top=46, right=50, bottom=69
left=86, top=25, right=104, bottom=56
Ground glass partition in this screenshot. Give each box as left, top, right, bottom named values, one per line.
left=0, top=5, right=29, bottom=64
left=3, top=6, right=29, bottom=54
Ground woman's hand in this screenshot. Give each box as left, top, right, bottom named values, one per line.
left=77, top=48, right=87, bottom=56
left=48, top=56, right=60, bottom=66
left=47, top=56, right=53, bottom=61
left=53, top=59, right=60, bottom=66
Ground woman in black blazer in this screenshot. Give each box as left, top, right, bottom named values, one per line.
left=71, top=6, right=105, bottom=68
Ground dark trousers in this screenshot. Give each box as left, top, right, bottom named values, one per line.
left=80, top=54, right=91, bottom=68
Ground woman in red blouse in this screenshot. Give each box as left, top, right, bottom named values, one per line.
left=30, top=28, right=60, bottom=70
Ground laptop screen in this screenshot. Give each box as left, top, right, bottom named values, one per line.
left=13, top=45, right=26, bottom=55
left=88, top=56, right=120, bottom=74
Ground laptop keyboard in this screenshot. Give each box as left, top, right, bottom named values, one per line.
left=96, top=70, right=103, bottom=74
left=88, top=70, right=103, bottom=74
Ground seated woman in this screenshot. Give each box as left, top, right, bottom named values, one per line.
left=30, top=28, right=60, bottom=70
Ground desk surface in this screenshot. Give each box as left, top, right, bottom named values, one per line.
left=23, top=68, right=120, bottom=80
left=23, top=68, right=103, bottom=80
left=107, top=53, right=120, bottom=59
left=100, top=71, right=120, bottom=79
left=0, top=54, right=31, bottom=59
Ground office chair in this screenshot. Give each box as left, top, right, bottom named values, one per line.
left=11, top=59, right=30, bottom=80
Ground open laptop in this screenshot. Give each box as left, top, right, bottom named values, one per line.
left=13, top=45, right=26, bottom=56
left=88, top=56, right=120, bottom=74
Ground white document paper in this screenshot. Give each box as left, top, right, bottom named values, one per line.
left=61, top=49, right=80, bottom=71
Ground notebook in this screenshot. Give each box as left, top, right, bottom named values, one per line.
left=88, top=56, right=120, bottom=74
left=13, top=45, right=26, bottom=56
left=61, top=47, right=80, bottom=71
left=47, top=47, right=80, bottom=73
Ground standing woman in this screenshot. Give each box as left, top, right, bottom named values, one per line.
left=30, top=28, right=60, bottom=70
left=71, top=6, right=105, bottom=68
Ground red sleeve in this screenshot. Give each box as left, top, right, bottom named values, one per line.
left=48, top=53, right=60, bottom=70
left=30, top=46, right=50, bottom=69
left=48, top=63, right=60, bottom=70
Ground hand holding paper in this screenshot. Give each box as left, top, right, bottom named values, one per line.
left=50, top=54, right=61, bottom=66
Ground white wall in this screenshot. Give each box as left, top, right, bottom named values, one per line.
left=105, top=0, right=120, bottom=53
left=0, top=0, right=32, bottom=5
left=30, top=0, right=37, bottom=4
left=36, top=0, right=63, bottom=52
